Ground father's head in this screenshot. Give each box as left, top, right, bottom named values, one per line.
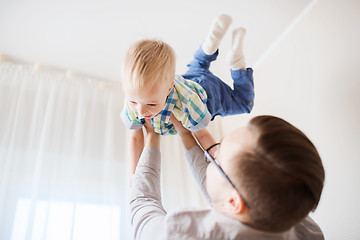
left=206, top=115, right=325, bottom=232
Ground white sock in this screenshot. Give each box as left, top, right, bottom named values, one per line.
left=202, top=14, right=233, bottom=55
left=227, top=27, right=246, bottom=70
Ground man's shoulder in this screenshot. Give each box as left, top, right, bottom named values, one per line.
left=166, top=207, right=213, bottom=219
left=163, top=208, right=251, bottom=240
left=163, top=210, right=324, bottom=240
left=292, top=216, right=324, bottom=240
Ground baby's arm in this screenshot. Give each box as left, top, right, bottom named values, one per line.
left=193, top=128, right=216, bottom=156
left=129, top=129, right=144, bottom=174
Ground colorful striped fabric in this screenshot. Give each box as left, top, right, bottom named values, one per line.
left=121, top=74, right=210, bottom=135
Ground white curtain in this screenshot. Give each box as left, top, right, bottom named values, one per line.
left=0, top=61, right=128, bottom=239
left=0, top=60, right=217, bottom=240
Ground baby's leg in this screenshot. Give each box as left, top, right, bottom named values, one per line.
left=202, top=14, right=233, bottom=55
left=224, top=27, right=254, bottom=114
left=202, top=26, right=254, bottom=117
left=227, top=27, right=246, bottom=70
left=185, top=14, right=232, bottom=74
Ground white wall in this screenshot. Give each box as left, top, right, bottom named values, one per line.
left=1, top=0, right=359, bottom=239
left=221, top=0, right=360, bottom=239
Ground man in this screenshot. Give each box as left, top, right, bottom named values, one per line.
left=130, top=115, right=325, bottom=239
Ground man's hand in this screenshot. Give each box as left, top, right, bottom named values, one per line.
left=170, top=114, right=190, bottom=135
left=170, top=114, right=198, bottom=150
left=143, top=119, right=160, bottom=150
left=143, top=118, right=155, bottom=134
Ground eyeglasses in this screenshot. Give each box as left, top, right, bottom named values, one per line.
left=204, top=143, right=250, bottom=209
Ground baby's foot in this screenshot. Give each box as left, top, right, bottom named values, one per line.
left=227, top=27, right=246, bottom=70
left=202, top=14, right=233, bottom=55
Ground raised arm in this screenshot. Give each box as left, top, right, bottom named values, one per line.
left=193, top=128, right=217, bottom=156
left=129, top=129, right=144, bottom=174
left=170, top=115, right=211, bottom=203
left=171, top=115, right=198, bottom=150
left=143, top=119, right=160, bottom=149
left=130, top=120, right=166, bottom=240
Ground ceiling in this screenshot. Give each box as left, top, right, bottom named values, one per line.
left=0, top=0, right=313, bottom=82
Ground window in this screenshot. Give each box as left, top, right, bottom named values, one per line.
left=12, top=199, right=121, bottom=240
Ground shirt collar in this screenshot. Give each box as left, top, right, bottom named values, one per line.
left=153, top=84, right=177, bottom=123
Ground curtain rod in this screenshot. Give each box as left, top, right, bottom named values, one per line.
left=0, top=52, right=122, bottom=89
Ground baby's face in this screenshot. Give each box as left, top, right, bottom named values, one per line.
left=126, top=82, right=173, bottom=119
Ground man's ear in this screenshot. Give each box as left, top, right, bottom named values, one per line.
left=228, top=190, right=247, bottom=214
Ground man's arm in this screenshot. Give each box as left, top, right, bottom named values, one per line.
left=121, top=104, right=145, bottom=174
left=193, top=128, right=217, bottom=156
left=129, top=129, right=144, bottom=174
left=171, top=115, right=198, bottom=150
left=170, top=115, right=211, bottom=203
left=130, top=120, right=166, bottom=240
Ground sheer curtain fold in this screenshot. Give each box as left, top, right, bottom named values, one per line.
left=0, top=61, right=218, bottom=240
left=0, top=62, right=128, bottom=240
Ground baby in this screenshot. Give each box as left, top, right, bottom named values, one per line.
left=121, top=14, right=254, bottom=174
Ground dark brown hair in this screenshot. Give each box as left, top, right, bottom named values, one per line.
left=232, top=115, right=325, bottom=232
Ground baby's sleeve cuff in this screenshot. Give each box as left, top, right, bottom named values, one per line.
left=120, top=109, right=143, bottom=130
left=188, top=111, right=211, bottom=132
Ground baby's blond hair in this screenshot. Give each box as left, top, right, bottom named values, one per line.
left=121, top=39, right=176, bottom=95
